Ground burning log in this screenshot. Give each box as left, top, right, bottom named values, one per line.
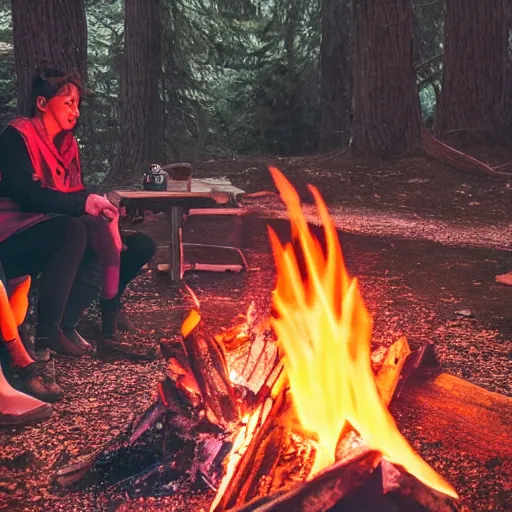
left=214, top=303, right=261, bottom=352
left=392, top=371, right=512, bottom=463
left=232, top=449, right=382, bottom=512
left=180, top=310, right=239, bottom=427
left=378, top=461, right=460, bottom=512
left=262, top=168, right=456, bottom=496
left=208, top=336, right=437, bottom=512
left=335, top=336, right=411, bottom=464
left=211, top=381, right=298, bottom=511
left=374, top=337, right=411, bottom=406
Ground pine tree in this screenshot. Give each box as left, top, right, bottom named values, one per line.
left=110, top=0, right=163, bottom=184
left=435, top=0, right=508, bottom=145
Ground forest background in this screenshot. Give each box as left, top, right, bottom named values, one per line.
left=0, top=0, right=510, bottom=185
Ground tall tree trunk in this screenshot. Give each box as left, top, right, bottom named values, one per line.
left=319, top=0, right=352, bottom=153
left=352, top=0, right=422, bottom=156
left=435, top=0, right=507, bottom=145
left=11, top=0, right=87, bottom=116
left=505, top=1, right=512, bottom=127
left=111, top=0, right=163, bottom=184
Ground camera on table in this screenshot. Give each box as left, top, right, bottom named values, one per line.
left=142, top=163, right=192, bottom=192
left=142, top=164, right=168, bottom=191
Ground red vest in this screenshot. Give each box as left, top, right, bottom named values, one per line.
left=9, top=117, right=85, bottom=192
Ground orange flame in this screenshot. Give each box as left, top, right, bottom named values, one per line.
left=268, top=167, right=457, bottom=498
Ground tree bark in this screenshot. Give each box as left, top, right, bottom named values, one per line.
left=110, top=0, right=163, bottom=185
left=352, top=0, right=422, bottom=156
left=319, top=0, right=352, bottom=153
left=11, top=0, right=87, bottom=116
left=435, top=0, right=508, bottom=145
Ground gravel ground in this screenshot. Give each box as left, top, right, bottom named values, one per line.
left=1, top=153, right=511, bottom=511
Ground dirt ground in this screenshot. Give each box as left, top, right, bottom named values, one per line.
left=1, top=150, right=511, bottom=512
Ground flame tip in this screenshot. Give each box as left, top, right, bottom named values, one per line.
left=180, top=309, right=201, bottom=338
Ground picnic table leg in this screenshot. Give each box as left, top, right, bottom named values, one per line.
left=165, top=205, right=184, bottom=282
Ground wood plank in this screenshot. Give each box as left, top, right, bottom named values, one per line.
left=112, top=179, right=245, bottom=201
left=113, top=189, right=214, bottom=200
left=392, top=371, right=512, bottom=461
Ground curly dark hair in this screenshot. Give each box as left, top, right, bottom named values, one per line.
left=30, top=60, right=85, bottom=115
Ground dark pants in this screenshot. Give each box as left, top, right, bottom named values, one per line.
left=0, top=216, right=87, bottom=339
left=61, top=231, right=156, bottom=330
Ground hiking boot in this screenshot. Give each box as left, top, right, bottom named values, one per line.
left=35, top=348, right=51, bottom=363
left=61, top=329, right=95, bottom=355
left=19, top=362, right=64, bottom=403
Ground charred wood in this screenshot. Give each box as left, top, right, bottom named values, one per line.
left=330, top=461, right=459, bottom=512
left=182, top=311, right=239, bottom=427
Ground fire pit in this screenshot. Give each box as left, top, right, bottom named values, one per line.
left=56, top=168, right=461, bottom=511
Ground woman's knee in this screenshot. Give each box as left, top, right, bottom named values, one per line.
left=53, top=216, right=87, bottom=252
left=123, top=232, right=156, bottom=264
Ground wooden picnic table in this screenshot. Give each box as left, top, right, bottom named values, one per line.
left=110, top=179, right=246, bottom=282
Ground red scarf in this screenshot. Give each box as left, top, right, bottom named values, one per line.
left=9, top=117, right=85, bottom=193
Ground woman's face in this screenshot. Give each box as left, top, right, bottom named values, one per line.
left=39, top=83, right=81, bottom=133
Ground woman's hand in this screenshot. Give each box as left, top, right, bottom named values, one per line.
left=85, top=194, right=118, bottom=218
left=108, top=210, right=123, bottom=253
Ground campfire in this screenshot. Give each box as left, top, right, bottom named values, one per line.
left=56, top=168, right=458, bottom=511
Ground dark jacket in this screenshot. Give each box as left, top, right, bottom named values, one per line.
left=0, top=124, right=89, bottom=243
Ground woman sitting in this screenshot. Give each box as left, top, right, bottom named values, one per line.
left=0, top=64, right=118, bottom=360
left=0, top=62, right=155, bottom=360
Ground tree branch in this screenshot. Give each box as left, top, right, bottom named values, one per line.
left=415, top=52, right=443, bottom=72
